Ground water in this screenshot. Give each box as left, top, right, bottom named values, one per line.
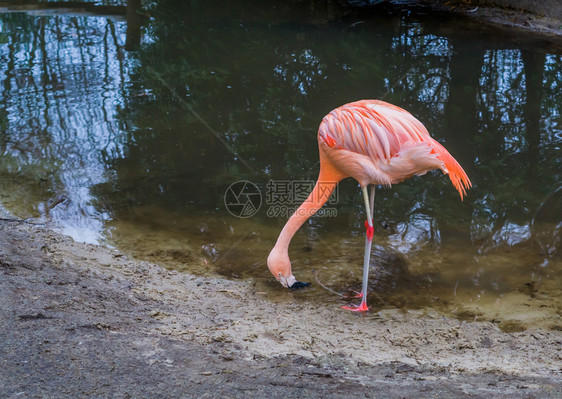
left=0, top=0, right=560, bottom=331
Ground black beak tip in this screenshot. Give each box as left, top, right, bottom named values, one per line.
left=290, top=281, right=311, bottom=290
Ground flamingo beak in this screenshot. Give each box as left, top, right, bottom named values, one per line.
left=290, top=281, right=311, bottom=290
left=279, top=275, right=311, bottom=289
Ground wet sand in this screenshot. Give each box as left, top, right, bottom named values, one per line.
left=1, top=220, right=560, bottom=398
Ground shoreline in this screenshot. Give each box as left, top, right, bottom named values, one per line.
left=1, top=221, right=560, bottom=397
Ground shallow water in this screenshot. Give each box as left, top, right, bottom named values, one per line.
left=0, top=0, right=560, bottom=331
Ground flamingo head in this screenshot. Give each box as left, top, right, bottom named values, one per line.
left=267, top=247, right=311, bottom=289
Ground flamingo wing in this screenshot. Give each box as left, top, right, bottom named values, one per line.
left=318, top=100, right=471, bottom=199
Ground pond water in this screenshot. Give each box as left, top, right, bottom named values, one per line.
left=0, top=0, right=560, bottom=331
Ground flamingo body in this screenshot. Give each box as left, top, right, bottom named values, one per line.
left=267, top=100, right=471, bottom=310
left=318, top=100, right=470, bottom=198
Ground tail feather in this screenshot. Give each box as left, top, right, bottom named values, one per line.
left=431, top=141, right=472, bottom=200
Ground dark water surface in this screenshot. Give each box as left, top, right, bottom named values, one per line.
left=0, top=1, right=560, bottom=331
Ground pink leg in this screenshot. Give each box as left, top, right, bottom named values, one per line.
left=342, top=186, right=374, bottom=312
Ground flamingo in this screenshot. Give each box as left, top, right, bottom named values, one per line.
left=267, top=100, right=471, bottom=311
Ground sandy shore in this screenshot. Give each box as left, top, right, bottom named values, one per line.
left=1, top=219, right=560, bottom=398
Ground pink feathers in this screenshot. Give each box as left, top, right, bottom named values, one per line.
left=318, top=100, right=472, bottom=199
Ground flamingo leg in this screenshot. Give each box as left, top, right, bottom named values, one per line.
left=342, top=185, right=374, bottom=312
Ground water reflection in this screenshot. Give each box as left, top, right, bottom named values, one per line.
left=0, top=11, right=130, bottom=242
left=0, top=0, right=560, bottom=330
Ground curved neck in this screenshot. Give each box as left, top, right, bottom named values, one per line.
left=274, top=164, right=343, bottom=252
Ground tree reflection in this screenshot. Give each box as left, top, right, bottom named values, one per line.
left=0, top=11, right=130, bottom=242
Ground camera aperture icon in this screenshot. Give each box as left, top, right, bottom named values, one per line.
left=224, top=180, right=262, bottom=218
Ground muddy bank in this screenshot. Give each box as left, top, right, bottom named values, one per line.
left=414, top=0, right=562, bottom=37
left=0, top=221, right=560, bottom=398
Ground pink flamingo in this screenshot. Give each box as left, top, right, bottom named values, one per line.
left=267, top=100, right=471, bottom=311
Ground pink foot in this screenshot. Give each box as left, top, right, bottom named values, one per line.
left=341, top=302, right=369, bottom=312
